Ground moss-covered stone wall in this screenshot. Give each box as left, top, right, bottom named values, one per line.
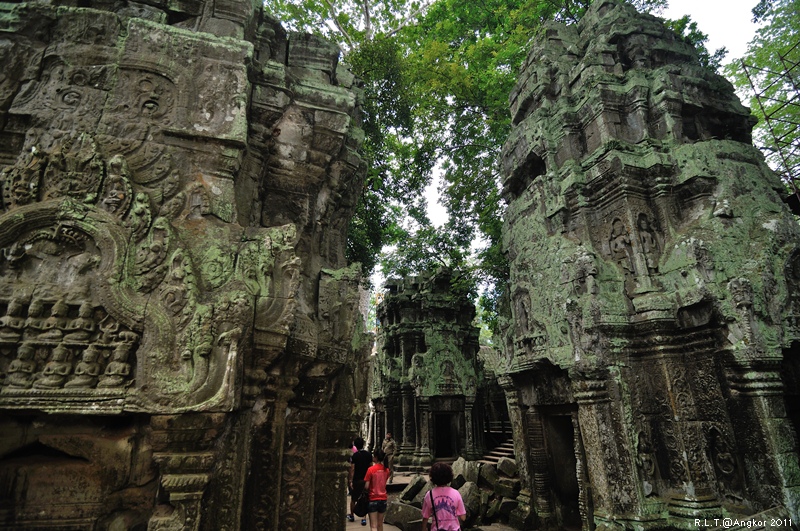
left=500, top=1, right=800, bottom=529
left=0, top=1, right=369, bottom=529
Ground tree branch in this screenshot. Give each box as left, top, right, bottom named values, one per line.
left=386, top=1, right=433, bottom=38
left=363, top=0, right=372, bottom=41
left=322, top=0, right=355, bottom=49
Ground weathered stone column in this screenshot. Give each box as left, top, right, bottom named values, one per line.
left=243, top=377, right=297, bottom=531
left=398, top=385, right=416, bottom=465
left=376, top=408, right=385, bottom=441
left=414, top=397, right=432, bottom=467
left=149, top=413, right=227, bottom=531
left=572, top=413, right=593, bottom=531
left=573, top=376, right=637, bottom=529
left=314, top=447, right=349, bottom=531
left=463, top=399, right=480, bottom=460
left=500, top=375, right=535, bottom=528
left=658, top=355, right=724, bottom=528
left=728, top=364, right=800, bottom=519
left=526, top=408, right=553, bottom=520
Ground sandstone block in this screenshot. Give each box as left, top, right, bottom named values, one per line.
left=385, top=501, right=423, bottom=531
left=452, top=456, right=481, bottom=484
left=478, top=463, right=500, bottom=489
left=399, top=474, right=428, bottom=504
left=496, top=456, right=518, bottom=477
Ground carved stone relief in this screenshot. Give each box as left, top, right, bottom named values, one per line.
left=500, top=0, right=800, bottom=528
left=0, top=1, right=367, bottom=529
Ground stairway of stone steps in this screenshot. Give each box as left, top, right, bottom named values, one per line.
left=479, top=440, right=515, bottom=465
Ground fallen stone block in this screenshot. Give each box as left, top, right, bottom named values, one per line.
left=459, top=481, right=482, bottom=527
left=385, top=501, right=423, bottom=531
left=453, top=457, right=481, bottom=484
left=399, top=474, right=427, bottom=504
left=478, top=463, right=499, bottom=489
left=496, top=456, right=518, bottom=477
left=494, top=477, right=521, bottom=499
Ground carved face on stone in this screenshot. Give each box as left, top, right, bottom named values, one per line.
left=27, top=299, right=43, bottom=317
left=16, top=344, right=34, bottom=360
left=52, top=343, right=69, bottom=361
left=82, top=345, right=100, bottom=363
left=10, top=62, right=110, bottom=147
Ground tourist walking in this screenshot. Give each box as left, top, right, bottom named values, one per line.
left=348, top=437, right=373, bottom=526
left=381, top=432, right=396, bottom=483
left=363, top=449, right=390, bottom=531
left=421, top=462, right=466, bottom=531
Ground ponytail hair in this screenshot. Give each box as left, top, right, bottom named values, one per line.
left=373, top=448, right=388, bottom=469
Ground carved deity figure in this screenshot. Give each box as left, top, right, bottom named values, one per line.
left=1, top=146, right=43, bottom=209
left=98, top=343, right=132, bottom=388
left=0, top=298, right=26, bottom=341
left=441, top=360, right=458, bottom=393
left=39, top=299, right=69, bottom=340
left=713, top=438, right=735, bottom=477
left=34, top=343, right=73, bottom=388
left=573, top=245, right=598, bottom=296
left=64, top=301, right=96, bottom=342
left=6, top=343, right=37, bottom=388
left=565, top=298, right=585, bottom=361
left=409, top=353, right=425, bottom=391
left=635, top=431, right=657, bottom=496
left=514, top=292, right=530, bottom=336
left=65, top=344, right=102, bottom=388
left=100, top=155, right=131, bottom=215
left=24, top=298, right=45, bottom=339
left=188, top=182, right=210, bottom=218
left=610, top=218, right=635, bottom=275
left=637, top=213, right=659, bottom=274
left=728, top=278, right=758, bottom=349
left=98, top=314, right=120, bottom=344
left=710, top=430, right=743, bottom=502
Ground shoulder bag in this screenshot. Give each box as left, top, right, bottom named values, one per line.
left=354, top=490, right=369, bottom=517
left=429, top=489, right=439, bottom=530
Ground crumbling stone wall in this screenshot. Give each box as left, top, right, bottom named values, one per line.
left=0, top=1, right=369, bottom=530
left=500, top=0, right=800, bottom=529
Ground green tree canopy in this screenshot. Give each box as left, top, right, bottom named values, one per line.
left=266, top=0, right=728, bottom=322
left=726, top=0, right=800, bottom=190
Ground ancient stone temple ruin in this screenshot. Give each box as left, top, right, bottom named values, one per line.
left=0, top=0, right=370, bottom=529
left=499, top=0, right=800, bottom=529
left=371, top=271, right=489, bottom=468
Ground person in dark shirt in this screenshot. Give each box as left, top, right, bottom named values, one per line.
left=348, top=436, right=373, bottom=525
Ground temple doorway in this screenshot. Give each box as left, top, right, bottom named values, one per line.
left=543, top=412, right=581, bottom=530
left=434, top=413, right=458, bottom=458
left=782, top=342, right=800, bottom=445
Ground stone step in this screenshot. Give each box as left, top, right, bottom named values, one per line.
left=478, top=441, right=515, bottom=465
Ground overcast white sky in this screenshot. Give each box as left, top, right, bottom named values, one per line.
left=662, top=0, right=759, bottom=59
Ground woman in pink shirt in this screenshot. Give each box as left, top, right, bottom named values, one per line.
left=421, top=462, right=466, bottom=531
left=363, top=449, right=390, bottom=530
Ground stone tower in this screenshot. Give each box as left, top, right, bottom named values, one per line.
left=0, top=0, right=369, bottom=529
left=501, top=1, right=800, bottom=529
left=372, top=270, right=484, bottom=468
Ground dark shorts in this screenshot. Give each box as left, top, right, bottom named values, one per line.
left=368, top=500, right=387, bottom=513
